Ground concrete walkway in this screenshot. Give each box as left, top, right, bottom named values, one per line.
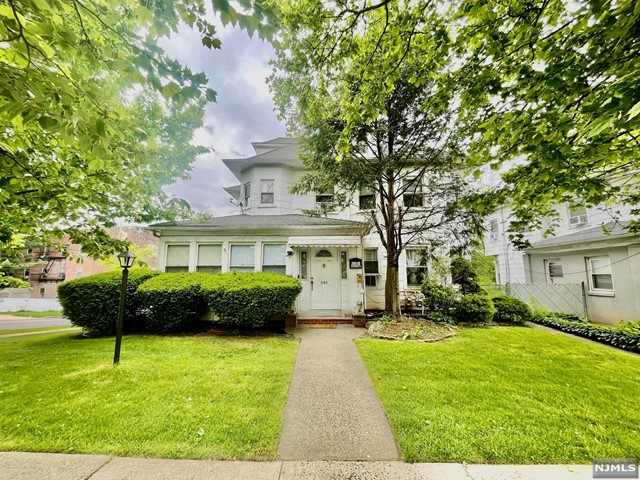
left=0, top=452, right=593, bottom=479
left=278, top=325, right=399, bottom=461
left=0, top=327, right=80, bottom=339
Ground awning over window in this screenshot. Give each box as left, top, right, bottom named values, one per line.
left=287, top=236, right=361, bottom=247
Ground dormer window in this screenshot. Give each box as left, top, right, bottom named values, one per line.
left=261, top=180, right=275, bottom=205
left=243, top=182, right=251, bottom=208
left=568, top=206, right=588, bottom=227
left=316, top=186, right=334, bottom=206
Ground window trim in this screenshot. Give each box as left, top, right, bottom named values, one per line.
left=364, top=248, right=379, bottom=287
left=315, top=186, right=335, bottom=206
left=586, top=256, right=614, bottom=296
left=165, top=244, right=190, bottom=273
left=406, top=247, right=429, bottom=287
left=567, top=205, right=589, bottom=227
left=243, top=182, right=251, bottom=209
left=262, top=243, right=287, bottom=275
left=196, top=244, right=223, bottom=274
left=260, top=179, right=275, bottom=205
left=358, top=186, right=376, bottom=210
left=489, top=218, right=499, bottom=241
left=544, top=258, right=563, bottom=284
left=403, top=176, right=424, bottom=208
left=229, top=243, right=256, bottom=272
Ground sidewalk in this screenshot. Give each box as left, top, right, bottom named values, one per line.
left=0, top=452, right=593, bottom=479
left=278, top=325, right=398, bottom=461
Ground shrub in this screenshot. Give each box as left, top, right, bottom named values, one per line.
left=492, top=295, right=532, bottom=325
left=202, top=272, right=302, bottom=328
left=0, top=275, right=31, bottom=290
left=421, top=278, right=457, bottom=314
left=532, top=313, right=640, bottom=353
left=454, top=294, right=495, bottom=323
left=137, top=272, right=211, bottom=333
left=58, top=269, right=160, bottom=336
left=450, top=257, right=484, bottom=295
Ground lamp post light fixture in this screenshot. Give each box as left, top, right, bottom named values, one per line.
left=114, top=250, right=136, bottom=365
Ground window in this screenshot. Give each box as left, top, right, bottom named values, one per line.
left=316, top=186, right=335, bottom=206
left=359, top=186, right=375, bottom=210
left=568, top=206, right=589, bottom=226
left=197, top=244, right=222, bottom=273
left=340, top=251, right=348, bottom=279
left=76, top=266, right=83, bottom=279
left=243, top=182, right=251, bottom=208
left=230, top=244, right=255, bottom=272
left=165, top=245, right=190, bottom=273
left=406, top=248, right=429, bottom=286
left=364, top=249, right=378, bottom=287
left=260, top=180, right=274, bottom=205
left=23, top=269, right=29, bottom=280
left=315, top=249, right=332, bottom=257
left=403, top=176, right=423, bottom=208
left=489, top=219, right=499, bottom=241
left=545, top=259, right=563, bottom=283
left=39, top=287, right=45, bottom=298
left=263, top=244, right=286, bottom=275
left=300, top=251, right=308, bottom=279
left=587, top=256, right=614, bottom=293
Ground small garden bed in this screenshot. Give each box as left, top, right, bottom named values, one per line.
left=368, top=317, right=457, bottom=342
left=531, top=313, right=640, bottom=353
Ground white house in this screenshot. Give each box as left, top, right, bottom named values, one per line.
left=485, top=203, right=640, bottom=324
left=150, top=137, right=431, bottom=319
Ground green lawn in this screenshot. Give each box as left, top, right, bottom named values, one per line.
left=5, top=310, right=63, bottom=318
left=0, top=332, right=298, bottom=460
left=0, top=325, right=78, bottom=335
left=356, top=327, right=640, bottom=464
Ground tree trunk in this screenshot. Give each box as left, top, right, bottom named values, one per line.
left=385, top=260, right=400, bottom=316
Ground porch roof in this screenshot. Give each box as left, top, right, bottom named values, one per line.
left=288, top=235, right=361, bottom=247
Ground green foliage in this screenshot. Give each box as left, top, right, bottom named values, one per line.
left=471, top=250, right=496, bottom=287
left=0, top=274, right=30, bottom=289
left=137, top=273, right=210, bottom=333
left=201, top=272, right=303, bottom=329
left=450, top=257, right=483, bottom=295
left=0, top=0, right=275, bottom=256
left=57, top=269, right=160, bottom=336
left=492, top=295, right=532, bottom=326
left=454, top=294, right=495, bottom=324
left=532, top=313, right=640, bottom=353
left=421, top=278, right=457, bottom=314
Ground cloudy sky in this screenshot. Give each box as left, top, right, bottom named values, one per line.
left=160, top=24, right=287, bottom=216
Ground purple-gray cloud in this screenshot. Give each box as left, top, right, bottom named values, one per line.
left=160, top=24, right=286, bottom=216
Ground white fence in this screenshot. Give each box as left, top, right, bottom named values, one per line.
left=0, top=298, right=62, bottom=312
left=505, top=282, right=588, bottom=319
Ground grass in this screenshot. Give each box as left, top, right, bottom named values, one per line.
left=5, top=310, right=63, bottom=318
left=356, top=326, right=640, bottom=464
left=0, top=332, right=298, bottom=460
left=0, top=325, right=78, bottom=335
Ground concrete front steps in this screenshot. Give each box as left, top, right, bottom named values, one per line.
left=297, top=318, right=354, bottom=325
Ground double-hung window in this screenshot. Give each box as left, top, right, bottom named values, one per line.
left=316, top=186, right=335, bottom=206
left=403, top=176, right=424, bottom=208
left=359, top=186, right=375, bottom=210
left=364, top=249, right=379, bottom=287
left=568, top=206, right=588, bottom=227
left=489, top=219, right=499, bottom=241
left=406, top=248, right=429, bottom=286
left=197, top=245, right=222, bottom=273
left=165, top=245, right=190, bottom=273
left=230, top=244, right=255, bottom=272
left=261, top=180, right=274, bottom=205
left=262, top=244, right=286, bottom=275
left=587, top=256, right=614, bottom=294
left=243, top=182, right=251, bottom=208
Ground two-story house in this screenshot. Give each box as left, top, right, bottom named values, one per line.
left=150, top=137, right=431, bottom=319
left=485, top=203, right=640, bottom=324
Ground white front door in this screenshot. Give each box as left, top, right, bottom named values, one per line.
left=310, top=248, right=341, bottom=310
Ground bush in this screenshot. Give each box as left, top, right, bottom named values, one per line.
left=137, top=272, right=211, bottom=333
left=492, top=295, right=532, bottom=325
left=58, top=269, right=160, bottom=336
left=450, top=257, right=484, bottom=295
left=454, top=294, right=495, bottom=323
left=202, top=272, right=302, bottom=328
left=0, top=275, right=31, bottom=290
left=532, top=313, right=640, bottom=353
left=421, top=278, right=457, bottom=314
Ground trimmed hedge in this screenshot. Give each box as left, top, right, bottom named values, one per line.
left=201, top=272, right=302, bottom=328
left=454, top=294, right=495, bottom=323
left=421, top=279, right=457, bottom=314
left=532, top=313, right=640, bottom=353
left=137, top=272, right=210, bottom=333
left=492, top=295, right=532, bottom=325
left=58, top=269, right=160, bottom=336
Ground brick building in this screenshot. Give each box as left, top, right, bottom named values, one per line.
left=17, top=227, right=158, bottom=299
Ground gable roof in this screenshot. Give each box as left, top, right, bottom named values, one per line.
left=150, top=214, right=363, bottom=230
left=527, top=221, right=637, bottom=250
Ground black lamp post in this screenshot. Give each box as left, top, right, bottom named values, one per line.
left=114, top=250, right=136, bottom=365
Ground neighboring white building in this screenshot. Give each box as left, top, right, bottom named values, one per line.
left=485, top=203, right=640, bottom=324
left=150, top=137, right=432, bottom=318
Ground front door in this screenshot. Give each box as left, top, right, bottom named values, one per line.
left=310, top=248, right=340, bottom=310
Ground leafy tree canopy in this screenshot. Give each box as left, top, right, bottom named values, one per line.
left=1, top=0, right=275, bottom=258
